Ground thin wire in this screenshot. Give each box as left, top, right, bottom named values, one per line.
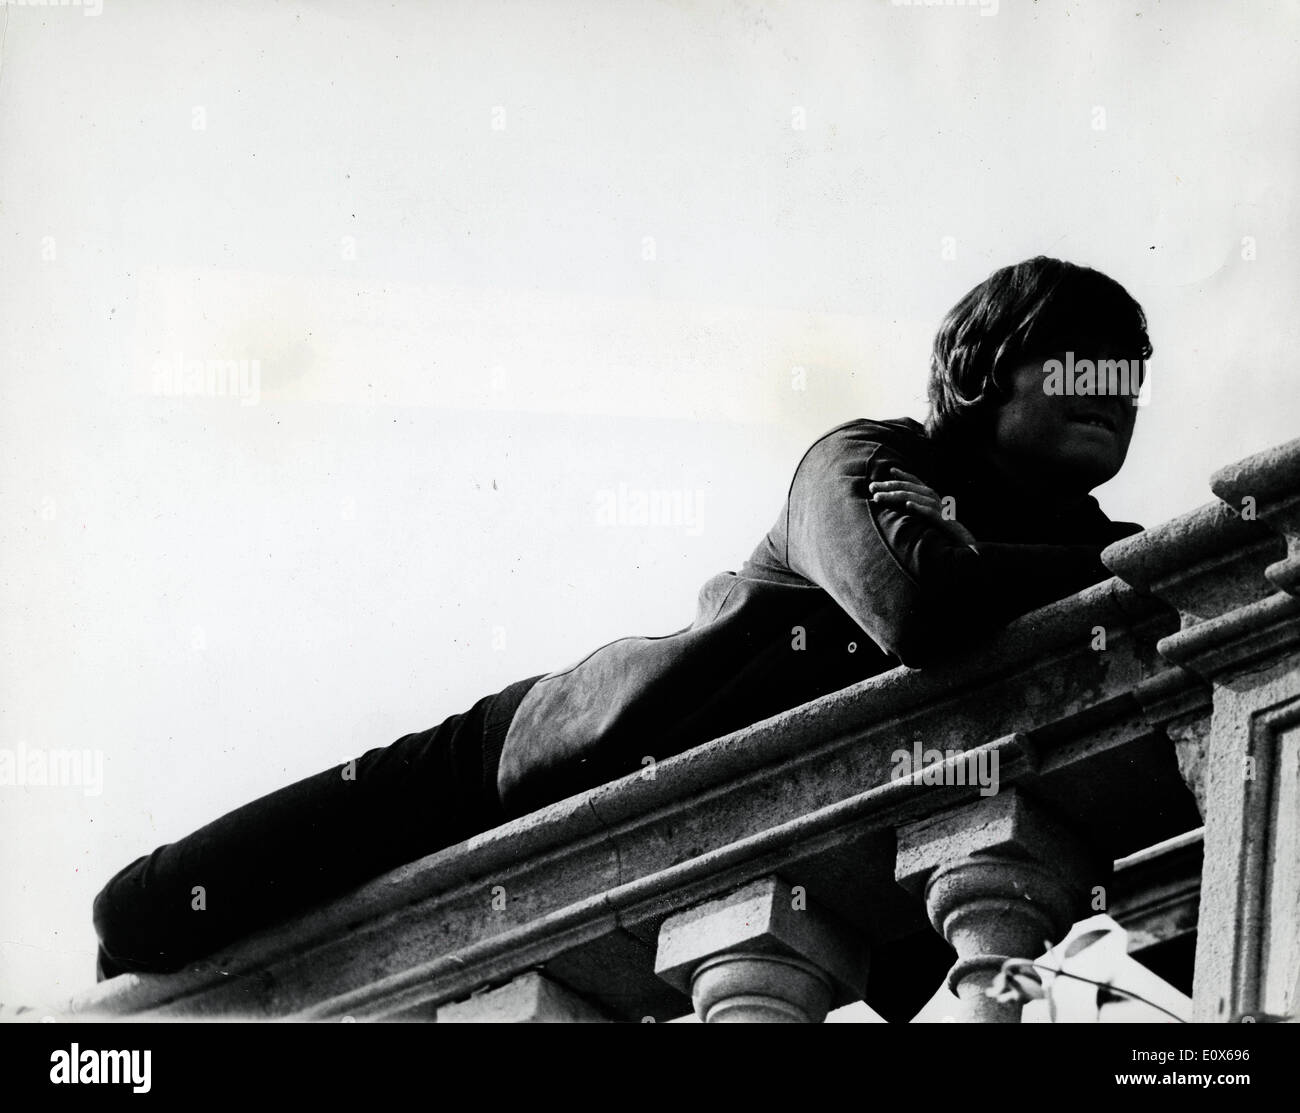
left=1011, top=959, right=1188, bottom=1024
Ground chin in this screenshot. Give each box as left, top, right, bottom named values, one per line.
left=1042, top=451, right=1122, bottom=493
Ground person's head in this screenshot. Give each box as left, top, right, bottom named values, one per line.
left=925, top=257, right=1153, bottom=494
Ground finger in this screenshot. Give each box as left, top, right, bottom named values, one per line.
left=870, top=486, right=941, bottom=510
left=904, top=499, right=945, bottom=523
left=871, top=490, right=941, bottom=512
left=869, top=480, right=937, bottom=497
left=876, top=473, right=937, bottom=492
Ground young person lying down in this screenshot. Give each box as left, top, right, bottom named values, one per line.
left=93, top=255, right=1151, bottom=979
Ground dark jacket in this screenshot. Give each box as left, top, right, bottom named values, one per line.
left=497, top=417, right=1141, bottom=816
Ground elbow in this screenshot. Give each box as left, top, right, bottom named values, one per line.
left=871, top=612, right=946, bottom=669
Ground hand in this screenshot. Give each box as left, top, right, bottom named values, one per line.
left=868, top=467, right=978, bottom=548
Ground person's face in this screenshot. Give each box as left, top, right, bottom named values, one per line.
left=987, top=346, right=1142, bottom=494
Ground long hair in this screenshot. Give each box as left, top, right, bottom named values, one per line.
left=925, top=257, right=1153, bottom=442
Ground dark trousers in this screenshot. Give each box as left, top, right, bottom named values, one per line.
left=92, top=674, right=545, bottom=980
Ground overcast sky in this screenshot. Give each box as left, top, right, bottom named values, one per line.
left=2, top=0, right=1297, bottom=1015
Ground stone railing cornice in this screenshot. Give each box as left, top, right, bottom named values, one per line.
left=1211, top=436, right=1300, bottom=597
left=1105, top=507, right=1294, bottom=684
left=1102, top=501, right=1278, bottom=620
left=1104, top=502, right=1277, bottom=731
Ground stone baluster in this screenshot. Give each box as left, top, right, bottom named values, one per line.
left=653, top=876, right=868, bottom=1023
left=895, top=789, right=1102, bottom=1023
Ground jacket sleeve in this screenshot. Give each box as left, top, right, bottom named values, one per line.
left=785, top=427, right=1117, bottom=668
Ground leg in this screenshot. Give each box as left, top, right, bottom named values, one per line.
left=93, top=674, right=543, bottom=979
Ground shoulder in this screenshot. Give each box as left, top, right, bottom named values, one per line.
left=795, top=416, right=933, bottom=478
left=811, top=416, right=928, bottom=449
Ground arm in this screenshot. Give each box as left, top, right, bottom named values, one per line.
left=785, top=426, right=1119, bottom=668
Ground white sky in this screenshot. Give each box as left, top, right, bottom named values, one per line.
left=1, top=0, right=1297, bottom=1015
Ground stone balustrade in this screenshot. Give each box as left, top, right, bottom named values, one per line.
left=66, top=437, right=1300, bottom=1023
